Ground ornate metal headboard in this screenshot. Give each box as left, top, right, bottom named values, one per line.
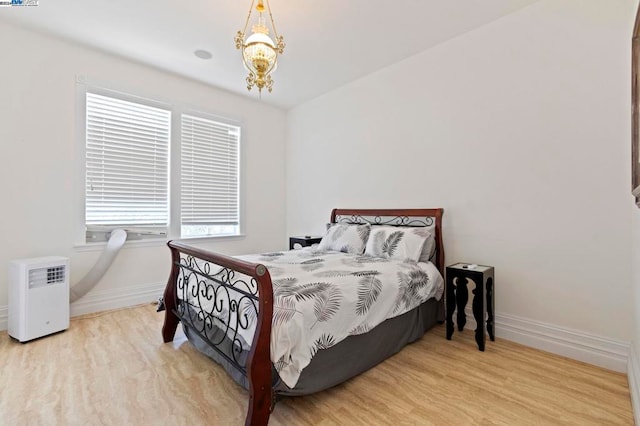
left=330, top=208, right=445, bottom=276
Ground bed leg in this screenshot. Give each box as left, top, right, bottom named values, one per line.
left=162, top=309, right=179, bottom=343
left=246, top=273, right=274, bottom=426
left=162, top=243, right=181, bottom=343
left=245, top=387, right=271, bottom=426
left=161, top=280, right=179, bottom=342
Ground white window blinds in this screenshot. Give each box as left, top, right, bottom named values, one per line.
left=85, top=92, right=170, bottom=227
left=180, top=114, right=240, bottom=235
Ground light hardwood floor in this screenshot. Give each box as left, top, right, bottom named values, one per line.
left=0, top=304, right=633, bottom=425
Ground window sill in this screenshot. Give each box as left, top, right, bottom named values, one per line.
left=74, top=234, right=246, bottom=252
left=173, top=234, right=246, bottom=245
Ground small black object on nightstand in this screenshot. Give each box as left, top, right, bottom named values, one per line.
left=289, top=236, right=322, bottom=250
left=445, top=263, right=495, bottom=351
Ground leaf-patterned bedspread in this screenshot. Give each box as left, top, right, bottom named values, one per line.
left=190, top=247, right=444, bottom=388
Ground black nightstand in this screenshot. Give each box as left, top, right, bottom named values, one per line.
left=445, top=263, right=495, bottom=351
left=289, top=236, right=322, bottom=250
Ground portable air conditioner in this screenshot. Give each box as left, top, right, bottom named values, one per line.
left=8, top=256, right=70, bottom=342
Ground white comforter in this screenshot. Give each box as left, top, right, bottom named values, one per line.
left=183, top=247, right=443, bottom=388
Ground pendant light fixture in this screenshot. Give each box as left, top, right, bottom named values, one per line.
left=234, top=0, right=285, bottom=95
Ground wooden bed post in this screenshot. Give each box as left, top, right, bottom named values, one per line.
left=162, top=241, right=181, bottom=343
left=245, top=266, right=274, bottom=426
left=432, top=209, right=446, bottom=322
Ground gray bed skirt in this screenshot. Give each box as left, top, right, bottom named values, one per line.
left=182, top=297, right=443, bottom=396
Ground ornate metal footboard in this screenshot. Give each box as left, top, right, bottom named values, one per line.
left=161, top=241, right=274, bottom=426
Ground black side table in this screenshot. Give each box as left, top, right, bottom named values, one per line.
left=289, top=236, right=322, bottom=250
left=446, top=263, right=495, bottom=351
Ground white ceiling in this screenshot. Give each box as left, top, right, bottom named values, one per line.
left=0, top=0, right=539, bottom=109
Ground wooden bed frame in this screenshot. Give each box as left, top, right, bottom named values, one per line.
left=161, top=208, right=445, bottom=426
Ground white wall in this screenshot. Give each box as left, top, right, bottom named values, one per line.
left=0, top=21, right=287, bottom=315
left=287, top=0, right=635, bottom=343
left=1, top=0, right=635, bottom=373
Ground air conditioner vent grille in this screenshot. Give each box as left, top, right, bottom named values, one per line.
left=29, top=266, right=66, bottom=289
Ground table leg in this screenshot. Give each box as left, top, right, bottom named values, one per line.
left=472, top=277, right=486, bottom=351
left=486, top=276, right=495, bottom=341
left=455, top=277, right=468, bottom=331
left=446, top=274, right=455, bottom=340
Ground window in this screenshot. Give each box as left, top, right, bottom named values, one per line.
left=81, top=87, right=241, bottom=242
left=85, top=93, right=171, bottom=229
left=181, top=114, right=240, bottom=237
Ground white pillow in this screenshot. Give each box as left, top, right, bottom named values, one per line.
left=364, top=225, right=430, bottom=262
left=318, top=223, right=371, bottom=254
left=416, top=225, right=436, bottom=263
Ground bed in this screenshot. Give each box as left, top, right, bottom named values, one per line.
left=161, top=208, right=445, bottom=425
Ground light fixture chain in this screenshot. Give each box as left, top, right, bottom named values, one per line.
left=242, top=0, right=257, bottom=34
left=264, top=0, right=282, bottom=44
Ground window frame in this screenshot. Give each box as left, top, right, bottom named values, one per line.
left=178, top=110, right=241, bottom=239
left=75, top=76, right=244, bottom=247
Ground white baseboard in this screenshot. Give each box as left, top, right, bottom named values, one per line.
left=628, top=344, right=640, bottom=424
left=69, top=281, right=165, bottom=317
left=462, top=307, right=629, bottom=373
left=0, top=281, right=165, bottom=331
